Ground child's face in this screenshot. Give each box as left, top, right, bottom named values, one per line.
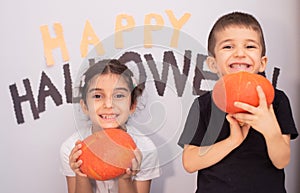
left=207, top=26, right=267, bottom=77
left=80, top=73, right=135, bottom=130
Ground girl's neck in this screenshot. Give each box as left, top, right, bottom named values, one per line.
left=91, top=125, right=103, bottom=133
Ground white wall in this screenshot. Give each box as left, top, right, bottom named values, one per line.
left=1, top=1, right=299, bottom=193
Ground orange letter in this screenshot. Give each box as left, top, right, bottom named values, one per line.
left=80, top=20, right=104, bottom=58
left=40, top=23, right=69, bottom=66
left=144, top=13, right=164, bottom=48
left=115, top=14, right=135, bottom=48
left=165, top=10, right=191, bottom=48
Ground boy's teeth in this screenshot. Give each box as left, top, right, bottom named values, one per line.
left=231, top=64, right=248, bottom=69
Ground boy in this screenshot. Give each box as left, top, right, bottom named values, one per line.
left=178, top=12, right=298, bottom=193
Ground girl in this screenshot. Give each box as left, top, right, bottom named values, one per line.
left=60, top=59, right=161, bottom=193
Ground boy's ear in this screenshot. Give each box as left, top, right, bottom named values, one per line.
left=80, top=99, right=89, bottom=115
left=259, top=56, right=268, bottom=72
left=206, top=56, right=218, bottom=73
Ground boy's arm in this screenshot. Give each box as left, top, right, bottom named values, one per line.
left=183, top=115, right=250, bottom=173
left=233, top=86, right=291, bottom=169
left=264, top=131, right=291, bottom=169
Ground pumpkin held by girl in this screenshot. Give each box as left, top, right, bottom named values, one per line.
left=79, top=128, right=137, bottom=181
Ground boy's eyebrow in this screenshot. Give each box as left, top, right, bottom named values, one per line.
left=218, top=38, right=260, bottom=45
left=88, top=87, right=130, bottom=93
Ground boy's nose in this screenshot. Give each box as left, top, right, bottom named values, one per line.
left=234, top=47, right=246, bottom=57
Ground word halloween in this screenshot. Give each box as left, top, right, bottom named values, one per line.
left=9, top=50, right=280, bottom=124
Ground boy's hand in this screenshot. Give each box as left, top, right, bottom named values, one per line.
left=119, top=148, right=143, bottom=180
left=69, top=140, right=87, bottom=177
left=233, top=86, right=277, bottom=136
left=226, top=114, right=250, bottom=148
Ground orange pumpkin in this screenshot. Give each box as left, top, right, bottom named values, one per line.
left=79, top=128, right=136, bottom=181
left=212, top=71, right=275, bottom=114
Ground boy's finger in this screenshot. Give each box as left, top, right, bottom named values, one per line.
left=257, top=86, right=267, bottom=107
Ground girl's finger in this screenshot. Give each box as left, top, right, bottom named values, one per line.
left=133, top=148, right=143, bottom=166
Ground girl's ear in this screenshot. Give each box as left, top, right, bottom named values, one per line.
left=206, top=56, right=218, bottom=73
left=259, top=56, right=268, bottom=72
left=130, top=102, right=137, bottom=115
left=80, top=99, right=89, bottom=115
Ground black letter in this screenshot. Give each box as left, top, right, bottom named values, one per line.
left=193, top=54, right=218, bottom=95
left=38, top=71, right=63, bottom=113
left=9, top=79, right=39, bottom=124
left=144, top=53, right=169, bottom=96
left=163, top=50, right=191, bottom=97
left=63, top=63, right=73, bottom=103
left=118, top=51, right=147, bottom=85
left=272, top=67, right=280, bottom=88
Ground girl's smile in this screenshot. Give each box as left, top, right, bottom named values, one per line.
left=81, top=73, right=135, bottom=131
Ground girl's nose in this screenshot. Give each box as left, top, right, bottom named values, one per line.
left=103, top=97, right=113, bottom=108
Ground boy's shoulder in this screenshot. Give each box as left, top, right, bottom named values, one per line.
left=194, top=91, right=212, bottom=105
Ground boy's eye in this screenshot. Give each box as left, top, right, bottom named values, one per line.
left=223, top=45, right=232, bottom=49
left=246, top=45, right=257, bottom=49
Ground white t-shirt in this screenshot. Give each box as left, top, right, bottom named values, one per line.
left=60, top=125, right=161, bottom=193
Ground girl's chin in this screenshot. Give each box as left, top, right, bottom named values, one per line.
left=99, top=122, right=122, bottom=129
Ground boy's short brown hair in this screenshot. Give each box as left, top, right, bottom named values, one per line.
left=207, top=12, right=266, bottom=57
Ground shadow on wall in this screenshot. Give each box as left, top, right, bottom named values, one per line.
left=149, top=132, right=176, bottom=193
left=295, top=82, right=300, bottom=192
left=296, top=1, right=300, bottom=191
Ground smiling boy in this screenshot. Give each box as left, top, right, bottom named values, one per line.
left=178, top=12, right=298, bottom=193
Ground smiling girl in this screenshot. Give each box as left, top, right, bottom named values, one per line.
left=60, top=59, right=161, bottom=193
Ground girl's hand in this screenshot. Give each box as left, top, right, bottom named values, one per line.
left=120, top=148, right=143, bottom=180
left=226, top=114, right=250, bottom=148
left=233, top=86, right=277, bottom=136
left=69, top=140, right=87, bottom=177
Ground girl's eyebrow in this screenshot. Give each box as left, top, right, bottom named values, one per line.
left=114, top=87, right=130, bottom=92
left=88, top=87, right=130, bottom=93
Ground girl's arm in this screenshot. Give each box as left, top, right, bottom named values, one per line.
left=118, top=179, right=151, bottom=193
left=68, top=140, right=92, bottom=193
left=66, top=176, right=76, bottom=193
left=75, top=175, right=93, bottom=193
left=118, top=149, right=148, bottom=193
left=183, top=115, right=250, bottom=173
left=234, top=86, right=291, bottom=169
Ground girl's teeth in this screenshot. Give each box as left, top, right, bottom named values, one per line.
left=102, top=115, right=116, bottom=119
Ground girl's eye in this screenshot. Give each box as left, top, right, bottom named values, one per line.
left=93, top=94, right=102, bottom=99
left=114, top=93, right=126, bottom=99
